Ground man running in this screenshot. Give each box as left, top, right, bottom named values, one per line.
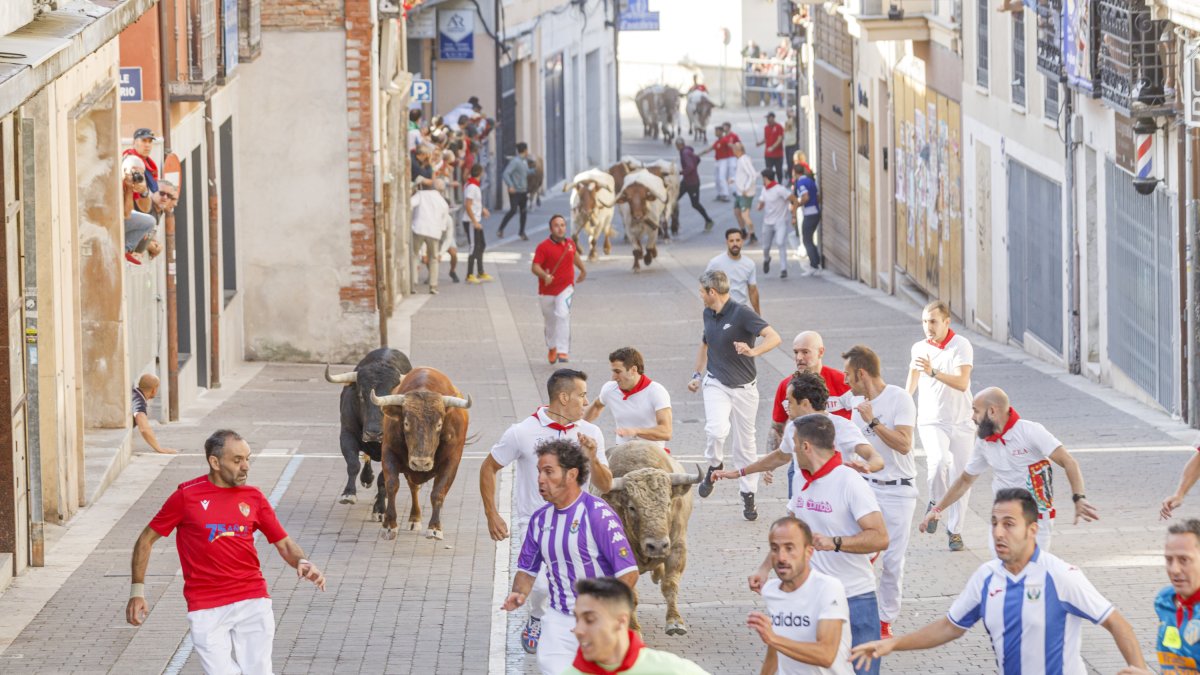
left=751, top=516, right=854, bottom=675
left=125, top=430, right=326, bottom=675
left=1160, top=448, right=1200, bottom=520
left=919, top=387, right=1099, bottom=552
left=699, top=122, right=740, bottom=202
left=852, top=490, right=1149, bottom=674
left=481, top=369, right=611, bottom=655
left=532, top=215, right=587, bottom=364
left=690, top=269, right=781, bottom=520
left=756, top=168, right=798, bottom=278
left=1149, top=519, right=1200, bottom=673
left=907, top=300, right=974, bottom=551
left=705, top=228, right=760, bottom=315
left=838, top=345, right=917, bottom=639
left=731, top=142, right=758, bottom=243
left=501, top=439, right=638, bottom=675
left=584, top=347, right=673, bottom=451
left=675, top=138, right=715, bottom=231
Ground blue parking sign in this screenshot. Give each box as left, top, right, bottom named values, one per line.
left=411, top=79, right=433, bottom=103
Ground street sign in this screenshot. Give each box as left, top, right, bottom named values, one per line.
left=223, top=0, right=239, bottom=76
left=411, top=79, right=433, bottom=103
left=618, top=0, right=659, bottom=31
left=408, top=9, right=436, bottom=39
left=1184, top=39, right=1200, bottom=128
left=438, top=9, right=474, bottom=61
left=119, top=67, right=142, bottom=102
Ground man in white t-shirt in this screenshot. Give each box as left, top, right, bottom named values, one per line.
left=835, top=345, right=916, bottom=640
left=751, top=516, right=853, bottom=675
left=705, top=228, right=760, bottom=314
left=756, top=168, right=799, bottom=279
left=749, top=414, right=889, bottom=675
left=583, top=347, right=672, bottom=451
left=906, top=300, right=974, bottom=552
left=919, top=387, right=1100, bottom=552
left=479, top=368, right=612, bottom=655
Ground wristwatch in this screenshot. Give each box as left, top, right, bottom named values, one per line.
left=691, top=371, right=702, bottom=381
left=1072, top=493, right=1087, bottom=503
left=833, top=536, right=843, bottom=553
left=930, top=367, right=940, bottom=379
left=868, top=417, right=881, bottom=430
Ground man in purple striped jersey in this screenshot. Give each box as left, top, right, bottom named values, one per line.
left=502, top=438, right=640, bottom=675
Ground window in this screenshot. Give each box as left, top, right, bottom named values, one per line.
left=1044, top=76, right=1060, bottom=122
left=1012, top=10, right=1026, bottom=107
left=976, top=0, right=989, bottom=87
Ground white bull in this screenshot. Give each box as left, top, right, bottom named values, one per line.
left=686, top=89, right=714, bottom=142
left=563, top=169, right=616, bottom=260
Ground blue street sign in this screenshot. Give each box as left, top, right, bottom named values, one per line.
left=619, top=0, right=660, bottom=31
left=119, top=67, right=143, bottom=102
left=411, top=79, right=433, bottom=103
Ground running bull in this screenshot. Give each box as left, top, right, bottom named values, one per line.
left=371, top=367, right=471, bottom=540
left=326, top=348, right=412, bottom=520
left=599, top=440, right=703, bottom=635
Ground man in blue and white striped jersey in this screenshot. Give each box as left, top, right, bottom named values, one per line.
left=849, top=489, right=1150, bottom=675
left=501, top=438, right=639, bottom=675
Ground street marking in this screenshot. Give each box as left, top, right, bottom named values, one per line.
left=163, top=455, right=305, bottom=675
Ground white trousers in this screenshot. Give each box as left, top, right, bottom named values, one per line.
left=539, top=286, right=573, bottom=353
left=716, top=157, right=736, bottom=198
left=702, top=376, right=760, bottom=493
left=516, top=518, right=550, bottom=620
left=187, top=597, right=275, bottom=675
left=761, top=219, right=790, bottom=273
left=918, top=423, right=975, bottom=535
left=535, top=609, right=578, bottom=675
left=870, top=483, right=918, bottom=623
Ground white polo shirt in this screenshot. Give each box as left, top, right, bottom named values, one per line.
left=910, top=330, right=974, bottom=426
left=597, top=377, right=671, bottom=449
left=964, top=411, right=1061, bottom=516
left=947, top=547, right=1114, bottom=674
left=787, top=463, right=881, bottom=598
left=488, top=407, right=607, bottom=524
left=780, top=413, right=871, bottom=488
left=762, top=573, right=854, bottom=675
left=837, top=385, right=918, bottom=482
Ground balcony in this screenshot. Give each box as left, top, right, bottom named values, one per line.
left=168, top=0, right=218, bottom=101
left=1098, top=0, right=1177, bottom=117
left=840, top=0, right=938, bottom=43
left=1036, top=0, right=1062, bottom=79
left=1064, top=0, right=1101, bottom=96
left=238, top=0, right=261, bottom=62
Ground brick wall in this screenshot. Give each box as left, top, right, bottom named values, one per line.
left=340, top=0, right=377, bottom=310
left=262, top=0, right=344, bottom=32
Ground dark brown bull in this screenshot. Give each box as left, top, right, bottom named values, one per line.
left=526, top=155, right=545, bottom=207
left=371, top=367, right=471, bottom=540
left=615, top=169, right=667, bottom=271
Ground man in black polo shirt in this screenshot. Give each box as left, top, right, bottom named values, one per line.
left=688, top=269, right=781, bottom=520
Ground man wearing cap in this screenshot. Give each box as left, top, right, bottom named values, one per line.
left=757, top=112, right=786, bottom=183
left=123, top=128, right=160, bottom=205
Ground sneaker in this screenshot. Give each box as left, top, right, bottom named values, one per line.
left=704, top=220, right=714, bottom=232
left=948, top=533, right=965, bottom=552
left=748, top=234, right=758, bottom=245
left=124, top=252, right=142, bottom=265
left=547, top=349, right=558, bottom=364
left=466, top=274, right=481, bottom=285
left=520, top=233, right=529, bottom=241
left=780, top=270, right=788, bottom=279
left=880, top=622, right=893, bottom=639
left=697, top=463, right=723, bottom=498
left=741, top=491, right=758, bottom=521
left=811, top=267, right=823, bottom=277
left=556, top=354, right=569, bottom=363
left=521, top=616, right=542, bottom=654
left=449, top=270, right=460, bottom=283
left=428, top=286, right=438, bottom=295
left=497, top=228, right=506, bottom=239
left=478, top=273, right=494, bottom=282
left=924, top=501, right=938, bottom=533
left=763, top=258, right=771, bottom=274
left=800, top=268, right=815, bottom=277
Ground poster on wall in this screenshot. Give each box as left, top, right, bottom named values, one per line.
left=438, top=9, right=475, bottom=61
left=1063, top=0, right=1096, bottom=94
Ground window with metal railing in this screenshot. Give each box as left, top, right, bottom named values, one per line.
left=976, top=0, right=989, bottom=87
left=193, top=0, right=218, bottom=83
left=1044, top=76, right=1060, bottom=122
left=239, top=0, right=262, bottom=61
left=1013, top=10, right=1026, bottom=107
left=1098, top=0, right=1177, bottom=117
left=1035, top=0, right=1062, bottom=78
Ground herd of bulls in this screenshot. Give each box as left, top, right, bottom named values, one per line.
left=324, top=348, right=706, bottom=635
left=635, top=84, right=715, bottom=144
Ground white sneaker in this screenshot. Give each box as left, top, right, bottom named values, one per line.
left=800, top=268, right=815, bottom=277
left=812, top=268, right=823, bottom=276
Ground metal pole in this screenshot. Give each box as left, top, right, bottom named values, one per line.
left=1187, top=125, right=1199, bottom=427
left=613, top=0, right=622, bottom=159
left=1065, top=89, right=1081, bottom=374
left=204, top=98, right=221, bottom=388
left=159, top=0, right=179, bottom=421
left=20, top=116, right=43, bottom=566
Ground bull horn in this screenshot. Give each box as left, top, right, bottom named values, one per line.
left=324, top=365, right=357, bottom=384
left=562, top=181, right=574, bottom=193
left=608, top=476, right=626, bottom=491
left=669, top=464, right=705, bottom=486
left=370, top=390, right=406, bottom=408
left=442, top=394, right=472, bottom=409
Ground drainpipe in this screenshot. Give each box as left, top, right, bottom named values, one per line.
left=1065, top=89, right=1081, bottom=375
left=369, top=0, right=388, bottom=348
left=612, top=0, right=621, bottom=159
left=21, top=118, right=43, bottom=566
left=204, top=97, right=220, bottom=389
left=159, top=0, right=179, bottom=420
left=1188, top=124, right=1199, bottom=427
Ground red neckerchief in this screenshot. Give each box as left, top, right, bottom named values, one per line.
left=984, top=408, right=1021, bottom=444
left=122, top=148, right=159, bottom=179
left=620, top=375, right=652, bottom=400
left=765, top=180, right=778, bottom=190
left=534, top=407, right=575, bottom=432
left=466, top=177, right=481, bottom=187
left=1177, top=588, right=1200, bottom=628
left=928, top=328, right=955, bottom=349
left=800, top=452, right=841, bottom=491
left=570, top=630, right=644, bottom=675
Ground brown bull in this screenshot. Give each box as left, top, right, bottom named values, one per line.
left=600, top=440, right=703, bottom=635
left=615, top=169, right=667, bottom=271
left=371, top=367, right=471, bottom=541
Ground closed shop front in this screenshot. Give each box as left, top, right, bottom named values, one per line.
left=1007, top=160, right=1063, bottom=353
left=813, top=60, right=854, bottom=278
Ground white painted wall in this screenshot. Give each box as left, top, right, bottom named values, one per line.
left=0, top=1, right=34, bottom=37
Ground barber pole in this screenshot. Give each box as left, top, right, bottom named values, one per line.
left=1135, top=131, right=1154, bottom=181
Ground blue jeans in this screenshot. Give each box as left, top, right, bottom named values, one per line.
left=787, top=461, right=795, bottom=500
left=848, top=592, right=881, bottom=675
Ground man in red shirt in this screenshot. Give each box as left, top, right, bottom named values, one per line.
left=757, top=112, right=786, bottom=183
left=532, top=215, right=587, bottom=364
left=700, top=122, right=741, bottom=202
left=769, top=331, right=851, bottom=497
left=126, top=430, right=325, bottom=674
